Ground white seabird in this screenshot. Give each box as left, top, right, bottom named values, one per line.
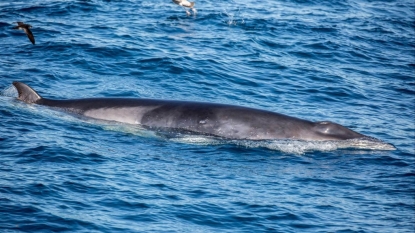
left=172, top=0, right=197, bottom=16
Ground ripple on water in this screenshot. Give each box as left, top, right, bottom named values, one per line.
left=0, top=0, right=414, bottom=232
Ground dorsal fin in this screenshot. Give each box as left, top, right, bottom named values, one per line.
left=12, top=81, right=42, bottom=104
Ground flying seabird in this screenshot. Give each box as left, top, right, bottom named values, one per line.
left=13, top=22, right=35, bottom=45
left=172, top=0, right=197, bottom=16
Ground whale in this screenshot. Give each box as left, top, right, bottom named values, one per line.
left=13, top=81, right=374, bottom=141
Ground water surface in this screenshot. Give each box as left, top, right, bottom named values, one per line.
left=0, top=0, right=414, bottom=232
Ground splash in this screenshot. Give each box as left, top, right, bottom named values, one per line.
left=70, top=119, right=397, bottom=154
left=221, top=7, right=245, bottom=26
left=150, top=132, right=396, bottom=154
left=335, top=137, right=396, bottom=151
left=0, top=85, right=18, bottom=97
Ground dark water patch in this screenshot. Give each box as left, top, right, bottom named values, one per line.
left=0, top=202, right=98, bottom=232
left=97, top=197, right=151, bottom=210
left=85, top=45, right=134, bottom=58
left=393, top=86, right=415, bottom=96
left=62, top=180, right=109, bottom=195
left=311, top=26, right=338, bottom=33
left=356, top=155, right=410, bottom=167
left=64, top=1, right=98, bottom=14
left=15, top=145, right=107, bottom=164
left=18, top=5, right=51, bottom=13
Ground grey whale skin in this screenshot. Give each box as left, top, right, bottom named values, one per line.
left=13, top=81, right=368, bottom=141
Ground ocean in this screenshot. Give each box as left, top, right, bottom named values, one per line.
left=0, top=0, right=414, bottom=232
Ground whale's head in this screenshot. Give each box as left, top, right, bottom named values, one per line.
left=312, top=121, right=366, bottom=140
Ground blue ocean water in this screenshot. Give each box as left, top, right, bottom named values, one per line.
left=0, top=0, right=414, bottom=232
